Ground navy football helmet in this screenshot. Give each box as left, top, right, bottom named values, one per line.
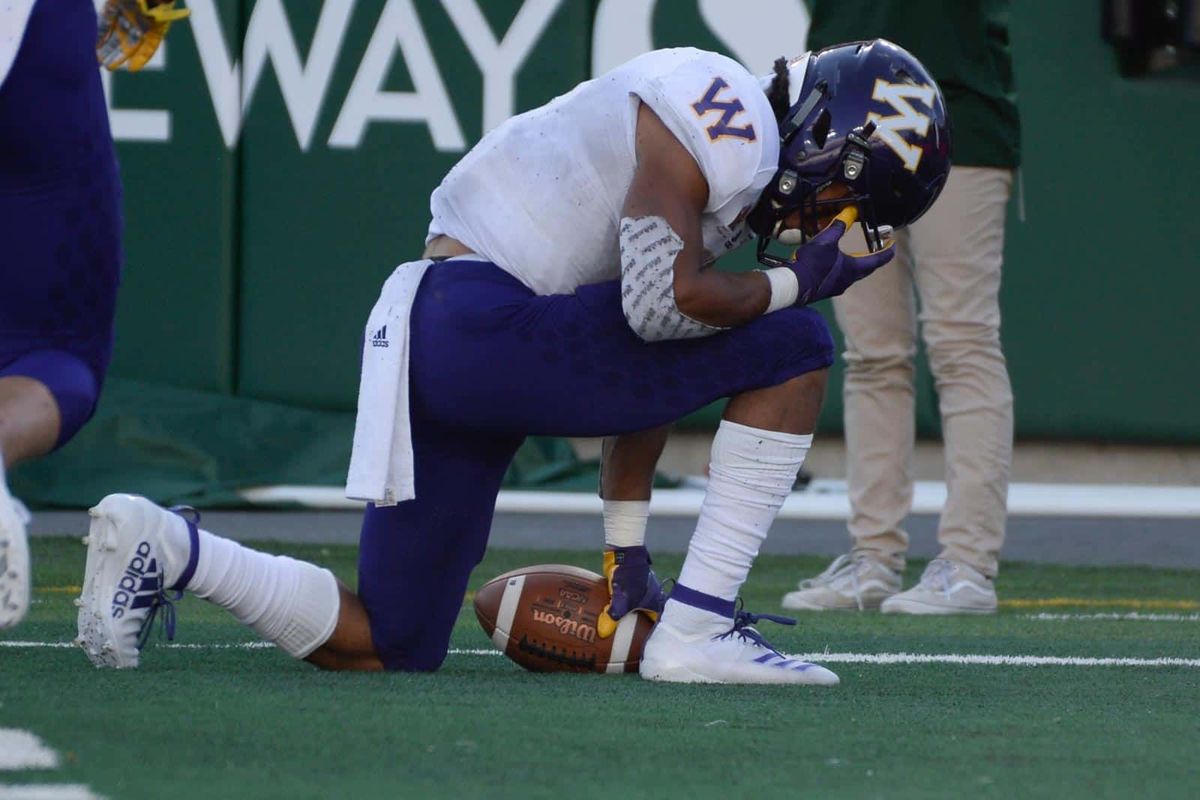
left=750, top=39, right=952, bottom=267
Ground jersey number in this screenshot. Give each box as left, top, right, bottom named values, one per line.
left=691, top=78, right=756, bottom=142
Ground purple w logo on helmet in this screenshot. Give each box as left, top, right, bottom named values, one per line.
left=691, top=77, right=756, bottom=142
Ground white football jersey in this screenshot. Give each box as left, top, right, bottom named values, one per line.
left=427, top=48, right=780, bottom=296
left=0, top=0, right=36, bottom=90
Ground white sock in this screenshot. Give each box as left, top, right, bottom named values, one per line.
left=659, top=597, right=730, bottom=637
left=603, top=500, right=649, bottom=548
left=168, top=523, right=340, bottom=659
left=676, top=420, right=811, bottom=601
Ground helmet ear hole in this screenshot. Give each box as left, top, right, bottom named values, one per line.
left=812, top=109, right=832, bottom=149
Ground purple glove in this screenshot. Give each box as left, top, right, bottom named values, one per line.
left=598, top=545, right=666, bottom=638
left=788, top=219, right=895, bottom=306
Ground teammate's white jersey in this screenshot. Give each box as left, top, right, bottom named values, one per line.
left=427, top=48, right=780, bottom=296
left=0, top=0, right=36, bottom=90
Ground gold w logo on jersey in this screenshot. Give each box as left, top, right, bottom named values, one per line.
left=866, top=80, right=936, bottom=172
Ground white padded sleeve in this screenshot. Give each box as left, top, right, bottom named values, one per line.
left=619, top=216, right=726, bottom=342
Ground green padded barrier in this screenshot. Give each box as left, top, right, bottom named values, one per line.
left=1002, top=1, right=1199, bottom=440
left=103, top=1, right=241, bottom=393
left=235, top=0, right=591, bottom=409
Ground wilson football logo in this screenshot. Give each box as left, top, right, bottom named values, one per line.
left=531, top=609, right=597, bottom=643
left=866, top=79, right=937, bottom=172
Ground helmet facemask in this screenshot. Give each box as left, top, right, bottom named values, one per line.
left=750, top=38, right=952, bottom=269
left=751, top=103, right=891, bottom=269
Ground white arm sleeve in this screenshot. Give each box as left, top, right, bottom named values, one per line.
left=619, top=216, right=726, bottom=342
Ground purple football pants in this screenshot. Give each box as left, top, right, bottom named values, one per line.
left=358, top=259, right=833, bottom=670
left=0, top=0, right=122, bottom=447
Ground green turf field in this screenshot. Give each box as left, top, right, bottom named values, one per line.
left=3, top=536, right=1199, bottom=799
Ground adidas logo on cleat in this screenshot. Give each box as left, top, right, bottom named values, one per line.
left=371, top=325, right=389, bottom=348
left=110, top=541, right=160, bottom=619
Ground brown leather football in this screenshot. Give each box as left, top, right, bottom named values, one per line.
left=474, top=564, right=655, bottom=674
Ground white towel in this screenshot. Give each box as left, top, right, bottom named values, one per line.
left=0, top=0, right=36, bottom=91
left=345, top=259, right=433, bottom=505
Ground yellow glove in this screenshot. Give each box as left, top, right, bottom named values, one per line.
left=97, top=0, right=190, bottom=73
left=597, top=546, right=665, bottom=639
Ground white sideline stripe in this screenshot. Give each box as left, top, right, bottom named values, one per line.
left=1024, top=612, right=1200, bottom=622
left=445, top=649, right=1200, bottom=668
left=796, top=652, right=1200, bottom=667
left=0, top=731, right=58, bottom=770
left=0, top=786, right=105, bottom=800
left=5, top=640, right=1194, bottom=667
left=0, top=641, right=273, bottom=650
left=239, top=481, right=1200, bottom=519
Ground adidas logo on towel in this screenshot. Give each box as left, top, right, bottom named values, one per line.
left=371, top=325, right=389, bottom=348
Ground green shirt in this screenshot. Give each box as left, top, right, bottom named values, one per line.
left=807, top=0, right=1021, bottom=167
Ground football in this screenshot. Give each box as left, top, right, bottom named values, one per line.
left=474, top=564, right=655, bottom=674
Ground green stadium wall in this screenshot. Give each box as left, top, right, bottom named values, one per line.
left=19, top=0, right=1196, bottom=506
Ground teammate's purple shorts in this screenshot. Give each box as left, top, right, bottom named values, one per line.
left=0, top=0, right=122, bottom=447
left=358, top=258, right=834, bottom=670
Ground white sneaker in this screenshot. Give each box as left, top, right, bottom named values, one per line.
left=781, top=553, right=901, bottom=611
left=76, top=494, right=192, bottom=668
left=880, top=558, right=997, bottom=615
left=639, top=608, right=839, bottom=686
left=0, top=473, right=32, bottom=630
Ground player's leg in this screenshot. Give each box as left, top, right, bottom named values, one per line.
left=2, top=0, right=123, bottom=630
left=669, top=371, right=826, bottom=602
left=595, top=426, right=671, bottom=632
left=79, top=265, right=512, bottom=672
left=642, top=369, right=842, bottom=684
left=350, top=415, right=523, bottom=672
left=0, top=374, right=52, bottom=628
left=0, top=376, right=61, bottom=466
left=600, top=426, right=671, bottom=503
left=833, top=226, right=919, bottom=572
left=882, top=166, right=1013, bottom=614
left=780, top=227, right=917, bottom=613
left=0, top=351, right=102, bottom=628
left=409, top=263, right=842, bottom=682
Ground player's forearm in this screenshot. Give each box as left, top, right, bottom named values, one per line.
left=673, top=266, right=772, bottom=328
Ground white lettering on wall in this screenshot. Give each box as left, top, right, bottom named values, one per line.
left=102, top=38, right=171, bottom=142
left=328, top=0, right=465, bottom=151
left=188, top=0, right=355, bottom=149
left=441, top=0, right=563, bottom=135
left=242, top=0, right=354, bottom=151
left=591, top=0, right=809, bottom=78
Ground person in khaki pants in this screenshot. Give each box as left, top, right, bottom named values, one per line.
left=783, top=0, right=1019, bottom=614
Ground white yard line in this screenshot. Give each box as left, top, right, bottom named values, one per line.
left=792, top=652, right=1200, bottom=667
left=4, top=640, right=1196, bottom=667
left=239, top=481, right=1200, bottom=519
left=0, top=787, right=105, bottom=800
left=0, top=641, right=272, bottom=650
left=454, top=648, right=1200, bottom=668
left=0, top=731, right=58, bottom=771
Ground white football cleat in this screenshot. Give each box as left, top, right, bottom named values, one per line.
left=0, top=470, right=32, bottom=630
left=640, top=607, right=839, bottom=686
left=781, top=553, right=901, bottom=611
left=881, top=558, right=997, bottom=615
left=76, top=494, right=194, bottom=668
